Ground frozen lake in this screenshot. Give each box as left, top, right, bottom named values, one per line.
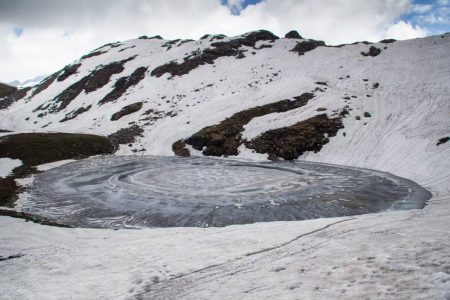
left=23, top=156, right=431, bottom=228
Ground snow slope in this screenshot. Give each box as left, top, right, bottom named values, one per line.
left=0, top=31, right=449, bottom=299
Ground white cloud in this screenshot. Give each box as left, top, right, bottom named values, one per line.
left=0, top=0, right=427, bottom=82
left=385, top=20, right=427, bottom=40
left=226, top=0, right=245, bottom=14
left=413, top=4, right=434, bottom=13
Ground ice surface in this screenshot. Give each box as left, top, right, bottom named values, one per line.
left=23, top=156, right=430, bottom=228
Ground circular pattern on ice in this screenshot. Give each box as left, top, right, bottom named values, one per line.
left=24, top=156, right=431, bottom=228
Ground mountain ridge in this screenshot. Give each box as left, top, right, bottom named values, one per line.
left=0, top=29, right=449, bottom=180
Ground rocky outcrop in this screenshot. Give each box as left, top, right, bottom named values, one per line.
left=31, top=72, right=60, bottom=97
left=291, top=40, right=326, bottom=56
left=57, top=63, right=82, bottom=82
left=151, top=30, right=279, bottom=77
left=107, top=125, right=144, bottom=147
left=37, top=56, right=136, bottom=113
left=110, top=102, right=143, bottom=121
left=174, top=93, right=314, bottom=157
left=139, top=35, right=163, bottom=40
left=246, top=114, right=343, bottom=160
left=0, top=83, right=16, bottom=98
left=60, top=105, right=92, bottom=122
left=172, top=140, right=190, bottom=157
left=81, top=50, right=107, bottom=60
left=99, top=66, right=147, bottom=105
left=379, top=39, right=396, bottom=43
left=361, top=46, right=381, bottom=57
left=436, top=137, right=449, bottom=146
left=0, top=84, right=31, bottom=110
left=284, top=30, right=302, bottom=39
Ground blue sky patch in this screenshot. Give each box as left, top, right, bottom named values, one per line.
left=14, top=27, right=24, bottom=37
left=221, top=0, right=263, bottom=15
left=221, top=0, right=450, bottom=35
left=399, top=0, right=449, bottom=35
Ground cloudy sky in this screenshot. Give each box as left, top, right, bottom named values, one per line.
left=1, top=0, right=449, bottom=83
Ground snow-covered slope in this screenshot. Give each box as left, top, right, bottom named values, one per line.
left=0, top=31, right=449, bottom=299
left=1, top=31, right=448, bottom=169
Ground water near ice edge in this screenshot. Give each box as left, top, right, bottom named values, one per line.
left=23, top=156, right=431, bottom=228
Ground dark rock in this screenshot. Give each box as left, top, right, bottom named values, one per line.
left=379, top=39, right=396, bottom=44
left=334, top=41, right=372, bottom=48
left=31, top=72, right=60, bottom=97
left=60, top=105, right=92, bottom=122
left=339, top=108, right=350, bottom=117
left=172, top=140, right=190, bottom=157
left=0, top=82, right=17, bottom=98
left=107, top=125, right=144, bottom=147
left=241, top=30, right=279, bottom=43
left=111, top=102, right=144, bottom=121
left=99, top=66, right=147, bottom=105
left=291, top=40, right=326, bottom=56
left=246, top=114, right=343, bottom=160
left=57, top=63, right=82, bottom=82
left=0, top=84, right=32, bottom=110
left=363, top=112, right=371, bottom=117
left=373, top=83, right=380, bottom=89
left=316, top=107, right=327, bottom=111
left=315, top=82, right=328, bottom=86
left=355, top=116, right=361, bottom=120
left=151, top=30, right=278, bottom=78
left=361, top=46, right=381, bottom=57
left=139, top=35, right=163, bottom=40
left=139, top=108, right=166, bottom=123
left=284, top=30, right=302, bottom=39
left=436, top=137, right=449, bottom=146
left=38, top=56, right=136, bottom=113
left=178, top=39, right=194, bottom=46
left=210, top=35, right=226, bottom=42
left=178, top=93, right=314, bottom=157
left=81, top=50, right=107, bottom=60
left=162, top=39, right=181, bottom=50
left=254, top=44, right=273, bottom=50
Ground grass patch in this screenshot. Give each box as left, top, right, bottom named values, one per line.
left=0, top=132, right=114, bottom=166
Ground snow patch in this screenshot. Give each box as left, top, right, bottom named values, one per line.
left=0, top=158, right=22, bottom=177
